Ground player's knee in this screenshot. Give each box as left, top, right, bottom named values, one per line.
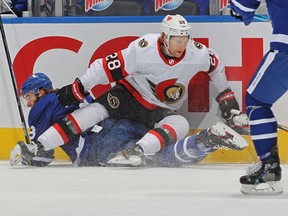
left=245, top=93, right=273, bottom=118
left=176, top=115, right=190, bottom=139
left=161, top=115, right=189, bottom=140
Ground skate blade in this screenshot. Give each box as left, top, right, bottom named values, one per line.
left=217, top=122, right=249, bottom=150
left=241, top=181, right=284, bottom=195
left=107, top=154, right=143, bottom=167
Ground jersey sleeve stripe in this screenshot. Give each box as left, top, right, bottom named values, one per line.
left=102, top=58, right=114, bottom=82
left=102, top=51, right=129, bottom=82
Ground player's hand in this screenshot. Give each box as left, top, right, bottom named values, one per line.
left=229, top=3, right=254, bottom=26
left=57, top=78, right=89, bottom=106
left=216, top=88, right=240, bottom=120
left=226, top=109, right=250, bottom=135
left=230, top=9, right=243, bottom=21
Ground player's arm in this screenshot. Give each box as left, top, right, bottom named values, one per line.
left=230, top=0, right=261, bottom=25
left=206, top=49, right=238, bottom=119
left=58, top=41, right=138, bottom=106
left=206, top=48, right=249, bottom=134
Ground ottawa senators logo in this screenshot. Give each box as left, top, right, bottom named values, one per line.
left=147, top=78, right=185, bottom=104
left=107, top=93, right=120, bottom=109
left=138, top=38, right=148, bottom=48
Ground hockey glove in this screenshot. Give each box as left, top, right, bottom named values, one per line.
left=58, top=78, right=89, bottom=106
left=216, top=88, right=240, bottom=120
left=225, top=109, right=250, bottom=135
left=230, top=9, right=243, bottom=21
left=229, top=3, right=255, bottom=26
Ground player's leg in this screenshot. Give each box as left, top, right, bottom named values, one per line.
left=240, top=50, right=288, bottom=195
left=108, top=114, right=189, bottom=166
left=152, top=121, right=248, bottom=167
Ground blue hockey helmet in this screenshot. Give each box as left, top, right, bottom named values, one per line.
left=21, top=73, right=53, bottom=96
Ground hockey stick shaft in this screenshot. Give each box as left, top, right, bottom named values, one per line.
left=277, top=124, right=288, bottom=132
left=0, top=15, right=30, bottom=143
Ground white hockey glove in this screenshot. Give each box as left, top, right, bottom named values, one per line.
left=225, top=109, right=250, bottom=135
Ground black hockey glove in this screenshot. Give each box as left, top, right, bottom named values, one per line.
left=57, top=78, right=89, bottom=106
left=230, top=9, right=243, bottom=21
left=216, top=88, right=240, bottom=120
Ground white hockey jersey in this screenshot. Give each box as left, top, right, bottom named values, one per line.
left=81, top=33, right=229, bottom=111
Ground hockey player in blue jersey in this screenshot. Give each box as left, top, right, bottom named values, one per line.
left=10, top=73, right=249, bottom=167
left=10, top=72, right=148, bottom=166
left=230, top=0, right=288, bottom=195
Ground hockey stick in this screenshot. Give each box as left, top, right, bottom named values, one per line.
left=0, top=14, right=30, bottom=143
left=277, top=124, right=288, bottom=132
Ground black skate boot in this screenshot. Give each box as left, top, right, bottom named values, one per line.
left=240, top=145, right=283, bottom=195
left=107, top=144, right=146, bottom=167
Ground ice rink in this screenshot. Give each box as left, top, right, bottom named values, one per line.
left=1, top=161, right=288, bottom=216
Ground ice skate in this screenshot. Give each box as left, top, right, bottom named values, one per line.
left=10, top=141, right=44, bottom=166
left=196, top=121, right=248, bottom=151
left=107, top=144, right=146, bottom=167
left=240, top=146, right=283, bottom=195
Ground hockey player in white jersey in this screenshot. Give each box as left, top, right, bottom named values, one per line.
left=19, top=14, right=249, bottom=167
left=230, top=0, right=288, bottom=195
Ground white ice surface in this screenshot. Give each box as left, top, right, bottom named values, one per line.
left=1, top=161, right=288, bottom=216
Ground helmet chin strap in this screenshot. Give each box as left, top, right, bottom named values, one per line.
left=161, top=37, right=174, bottom=58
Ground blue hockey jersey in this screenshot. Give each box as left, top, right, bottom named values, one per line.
left=230, top=0, right=288, bottom=52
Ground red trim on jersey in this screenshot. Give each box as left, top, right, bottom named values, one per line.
left=149, top=129, right=165, bottom=149
left=118, top=51, right=129, bottom=77
left=102, top=58, right=114, bottom=82
left=53, top=123, right=68, bottom=144
left=67, top=114, right=82, bottom=134
left=162, top=124, right=177, bottom=141
left=118, top=80, right=159, bottom=110
left=157, top=41, right=186, bottom=66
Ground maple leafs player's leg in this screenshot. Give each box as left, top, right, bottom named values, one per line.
left=240, top=93, right=283, bottom=195
left=160, top=121, right=247, bottom=166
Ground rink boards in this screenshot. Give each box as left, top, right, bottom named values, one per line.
left=1, top=16, right=288, bottom=162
